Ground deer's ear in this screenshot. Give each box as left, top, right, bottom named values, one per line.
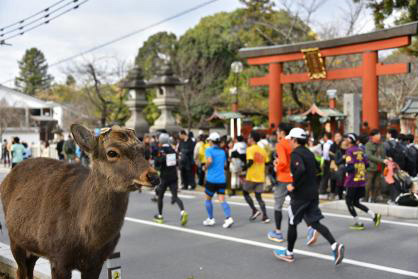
left=71, top=124, right=96, bottom=153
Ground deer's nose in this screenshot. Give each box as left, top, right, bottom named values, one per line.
left=146, top=172, right=160, bottom=186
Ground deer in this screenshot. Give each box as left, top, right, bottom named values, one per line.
left=0, top=124, right=160, bottom=279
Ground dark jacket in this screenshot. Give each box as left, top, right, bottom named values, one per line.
left=179, top=138, right=195, bottom=167
left=154, top=144, right=178, bottom=183
left=290, top=145, right=320, bottom=201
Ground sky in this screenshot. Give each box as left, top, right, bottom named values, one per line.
left=0, top=0, right=378, bottom=86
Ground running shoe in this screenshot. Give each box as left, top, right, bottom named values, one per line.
left=349, top=222, right=365, bottom=230
left=373, top=213, right=381, bottom=227
left=267, top=230, right=285, bottom=243
left=154, top=215, right=164, bottom=224
left=203, top=218, right=216, bottom=226
left=180, top=211, right=189, bottom=226
left=262, top=216, right=271, bottom=224
left=332, top=243, right=345, bottom=265
left=249, top=210, right=261, bottom=221
left=222, top=217, right=234, bottom=229
left=273, top=249, right=294, bottom=263
left=306, top=227, right=319, bottom=246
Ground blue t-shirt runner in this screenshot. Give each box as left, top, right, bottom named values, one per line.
left=203, top=132, right=233, bottom=229
left=205, top=146, right=226, bottom=184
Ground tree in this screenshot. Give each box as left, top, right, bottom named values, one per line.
left=15, top=48, right=53, bottom=96
left=354, top=0, right=417, bottom=29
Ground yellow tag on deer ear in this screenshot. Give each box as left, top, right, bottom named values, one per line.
left=100, top=127, right=111, bottom=135
left=346, top=156, right=352, bottom=163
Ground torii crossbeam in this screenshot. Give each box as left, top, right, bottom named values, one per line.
left=239, top=22, right=418, bottom=130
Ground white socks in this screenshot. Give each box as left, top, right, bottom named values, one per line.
left=353, top=216, right=360, bottom=223
left=331, top=242, right=337, bottom=250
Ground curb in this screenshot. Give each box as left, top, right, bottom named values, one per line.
left=320, top=200, right=418, bottom=219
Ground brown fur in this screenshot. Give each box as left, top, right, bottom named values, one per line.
left=0, top=124, right=158, bottom=279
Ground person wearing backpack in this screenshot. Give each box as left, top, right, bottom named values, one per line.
left=153, top=133, right=188, bottom=226
left=365, top=129, right=388, bottom=203
left=384, top=128, right=407, bottom=172
left=405, top=134, right=418, bottom=177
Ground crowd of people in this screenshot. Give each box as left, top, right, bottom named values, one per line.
left=2, top=124, right=418, bottom=265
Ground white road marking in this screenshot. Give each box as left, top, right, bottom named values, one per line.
left=226, top=201, right=418, bottom=228
left=125, top=217, right=418, bottom=278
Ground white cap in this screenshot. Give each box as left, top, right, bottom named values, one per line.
left=208, top=132, right=220, bottom=142
left=286, top=128, right=307, bottom=140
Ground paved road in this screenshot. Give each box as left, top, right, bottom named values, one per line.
left=0, top=170, right=417, bottom=279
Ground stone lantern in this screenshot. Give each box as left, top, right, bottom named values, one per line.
left=121, top=66, right=149, bottom=136
left=148, top=59, right=184, bottom=133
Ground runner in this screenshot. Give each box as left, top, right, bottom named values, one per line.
left=153, top=133, right=188, bottom=226
left=267, top=123, right=319, bottom=245
left=243, top=131, right=270, bottom=223
left=274, top=128, right=344, bottom=265
left=203, top=132, right=234, bottom=228
left=342, top=133, right=382, bottom=230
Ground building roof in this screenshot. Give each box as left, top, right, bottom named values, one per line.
left=239, top=21, right=418, bottom=59
left=287, top=104, right=345, bottom=123
left=401, top=97, right=418, bottom=114
left=207, top=111, right=244, bottom=121
left=0, top=84, right=55, bottom=109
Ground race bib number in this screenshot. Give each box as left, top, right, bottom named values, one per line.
left=166, top=153, right=176, bottom=167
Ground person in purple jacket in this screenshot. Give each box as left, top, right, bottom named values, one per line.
left=343, top=133, right=382, bottom=230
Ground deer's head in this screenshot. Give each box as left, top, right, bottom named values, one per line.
left=71, top=124, right=160, bottom=192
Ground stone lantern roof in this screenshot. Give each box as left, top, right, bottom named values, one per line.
left=147, top=62, right=186, bottom=86
left=121, top=66, right=147, bottom=89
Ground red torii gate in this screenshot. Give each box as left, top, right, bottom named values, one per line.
left=239, top=22, right=418, bottom=130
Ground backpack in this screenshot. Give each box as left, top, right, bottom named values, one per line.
left=406, top=145, right=418, bottom=177
left=393, top=170, right=413, bottom=193
left=388, top=141, right=407, bottom=171
left=396, top=192, right=418, bottom=207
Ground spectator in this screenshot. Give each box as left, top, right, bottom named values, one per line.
left=319, top=132, right=333, bottom=199
left=405, top=134, right=418, bottom=177
left=365, top=129, right=388, bottom=202
left=384, top=128, right=407, bottom=171
left=11, top=137, right=25, bottom=168
left=229, top=140, right=243, bottom=196
left=22, top=142, right=32, bottom=160
left=194, top=134, right=209, bottom=187
left=179, top=130, right=196, bottom=190
left=1, top=139, right=10, bottom=167
left=329, top=132, right=343, bottom=200
left=63, top=135, right=76, bottom=163
left=56, top=134, right=65, bottom=160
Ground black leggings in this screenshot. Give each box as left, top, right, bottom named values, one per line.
left=243, top=191, right=267, bottom=217
left=288, top=221, right=336, bottom=252
left=157, top=182, right=184, bottom=215
left=345, top=187, right=369, bottom=218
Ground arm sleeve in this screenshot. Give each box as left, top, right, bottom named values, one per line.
left=365, top=143, right=385, bottom=164
left=290, top=152, right=306, bottom=188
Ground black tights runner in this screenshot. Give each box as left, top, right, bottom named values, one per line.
left=157, top=184, right=184, bottom=215
left=345, top=196, right=369, bottom=217
left=275, top=210, right=282, bottom=230
left=287, top=221, right=336, bottom=252
left=243, top=191, right=267, bottom=217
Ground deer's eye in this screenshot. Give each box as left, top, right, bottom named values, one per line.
left=107, top=150, right=120, bottom=158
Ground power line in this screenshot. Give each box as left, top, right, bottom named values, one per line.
left=1, top=0, right=89, bottom=45
left=50, top=0, right=220, bottom=67
left=1, top=0, right=220, bottom=85
left=0, top=0, right=69, bottom=31
left=0, top=0, right=82, bottom=38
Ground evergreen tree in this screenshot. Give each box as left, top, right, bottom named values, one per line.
left=15, top=47, right=54, bottom=95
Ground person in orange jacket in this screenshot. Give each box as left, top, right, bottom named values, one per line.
left=267, top=123, right=318, bottom=245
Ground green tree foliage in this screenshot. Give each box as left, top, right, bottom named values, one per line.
left=134, top=32, right=178, bottom=124
left=355, top=0, right=417, bottom=29
left=15, top=47, right=53, bottom=96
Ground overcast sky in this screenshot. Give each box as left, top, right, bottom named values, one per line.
left=0, top=0, right=377, bottom=86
